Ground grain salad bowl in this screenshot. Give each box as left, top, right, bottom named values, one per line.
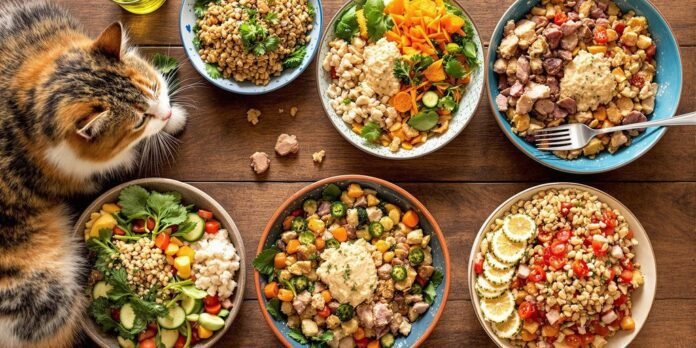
left=255, top=175, right=451, bottom=347
left=487, top=0, right=682, bottom=174
left=468, top=183, right=656, bottom=347
left=73, top=178, right=246, bottom=348
left=316, top=0, right=485, bottom=159
left=180, top=0, right=323, bottom=95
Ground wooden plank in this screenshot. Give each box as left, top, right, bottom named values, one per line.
left=122, top=47, right=695, bottom=183
left=54, top=0, right=696, bottom=46
left=178, top=182, right=696, bottom=301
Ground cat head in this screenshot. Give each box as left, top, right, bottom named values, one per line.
left=42, top=22, right=186, bottom=179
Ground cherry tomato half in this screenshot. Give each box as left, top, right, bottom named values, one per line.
left=146, top=217, right=156, bottom=231
left=572, top=259, right=589, bottom=278
left=556, top=229, right=571, bottom=242
left=565, top=334, right=582, bottom=348
left=474, top=257, right=484, bottom=275
left=614, top=294, right=628, bottom=307
left=154, top=232, right=170, bottom=250
left=625, top=230, right=634, bottom=240
left=139, top=338, right=156, bottom=348
left=538, top=229, right=553, bottom=243
left=318, top=305, right=331, bottom=318
left=592, top=240, right=607, bottom=257
left=594, top=28, right=609, bottom=44
left=591, top=321, right=610, bottom=336
left=205, top=303, right=222, bottom=315
left=132, top=219, right=146, bottom=233
left=551, top=240, right=567, bottom=256
left=614, top=22, right=626, bottom=35
left=543, top=247, right=553, bottom=265
left=620, top=269, right=634, bottom=283
left=554, top=12, right=568, bottom=25
left=174, top=335, right=187, bottom=348
left=518, top=301, right=537, bottom=319
left=113, top=226, right=126, bottom=236
left=549, top=255, right=566, bottom=271
left=581, top=334, right=595, bottom=345
left=205, top=220, right=220, bottom=234
left=560, top=202, right=573, bottom=217
left=203, top=295, right=220, bottom=307
left=529, top=265, right=546, bottom=282
left=197, top=209, right=213, bottom=220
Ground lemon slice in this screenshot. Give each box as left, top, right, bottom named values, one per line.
left=503, top=214, right=536, bottom=242
left=480, top=290, right=515, bottom=323
left=483, top=260, right=515, bottom=285
left=475, top=281, right=506, bottom=299
left=493, top=310, right=521, bottom=338
left=476, top=275, right=509, bottom=293
left=485, top=252, right=514, bottom=270
left=491, top=230, right=527, bottom=264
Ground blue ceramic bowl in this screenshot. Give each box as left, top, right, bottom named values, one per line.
left=180, top=0, right=323, bottom=95
left=487, top=0, right=682, bottom=174
left=255, top=175, right=451, bottom=347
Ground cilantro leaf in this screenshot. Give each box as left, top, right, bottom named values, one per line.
left=266, top=298, right=284, bottom=321
left=253, top=247, right=279, bottom=276
left=88, top=297, right=119, bottom=332
left=131, top=297, right=167, bottom=322
left=152, top=53, right=179, bottom=75
left=364, top=0, right=391, bottom=41
left=424, top=282, right=436, bottom=304
left=444, top=56, right=465, bottom=78
left=312, top=330, right=333, bottom=344
left=283, top=45, right=307, bottom=69
left=265, top=11, right=279, bottom=25
left=334, top=5, right=359, bottom=41
left=360, top=121, right=382, bottom=143
left=288, top=328, right=308, bottom=344
left=205, top=63, right=222, bottom=79
left=431, top=269, right=444, bottom=287
left=193, top=0, right=217, bottom=18
left=118, top=185, right=150, bottom=219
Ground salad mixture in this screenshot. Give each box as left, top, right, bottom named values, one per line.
left=193, top=0, right=315, bottom=85
left=493, top=0, right=658, bottom=159
left=322, top=0, right=478, bottom=152
left=85, top=186, right=240, bottom=348
left=254, top=183, right=444, bottom=347
left=473, top=188, right=644, bottom=347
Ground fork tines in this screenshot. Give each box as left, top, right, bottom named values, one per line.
left=532, top=127, right=574, bottom=151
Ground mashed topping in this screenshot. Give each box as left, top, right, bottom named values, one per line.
left=316, top=239, right=378, bottom=307
left=560, top=51, right=616, bottom=112
left=363, top=38, right=401, bottom=97
left=192, top=229, right=241, bottom=299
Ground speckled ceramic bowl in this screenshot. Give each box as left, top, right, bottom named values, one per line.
left=180, top=0, right=323, bottom=95
left=73, top=178, right=246, bottom=348
left=255, top=175, right=451, bottom=347
left=487, top=0, right=683, bottom=174
left=468, top=183, right=656, bottom=347
left=316, top=0, right=485, bottom=159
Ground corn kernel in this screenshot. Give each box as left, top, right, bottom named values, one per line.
left=383, top=251, right=395, bottom=263
left=587, top=45, right=607, bottom=54
left=636, top=35, right=652, bottom=49
left=375, top=240, right=390, bottom=253
left=101, top=203, right=121, bottom=214
left=308, top=218, right=326, bottom=234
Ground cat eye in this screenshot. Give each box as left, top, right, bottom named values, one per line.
left=133, top=114, right=149, bottom=130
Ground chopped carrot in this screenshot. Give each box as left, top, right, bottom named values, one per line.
left=264, top=282, right=279, bottom=299
left=385, top=30, right=401, bottom=43
left=423, top=59, right=446, bottom=82
left=367, top=341, right=380, bottom=348
left=391, top=91, right=413, bottom=113
left=274, top=252, right=287, bottom=269
left=282, top=215, right=294, bottom=230
left=410, top=88, right=418, bottom=114
left=386, top=0, right=406, bottom=15
left=321, top=290, right=332, bottom=303
left=286, top=239, right=301, bottom=254
left=442, top=14, right=466, bottom=33
left=332, top=227, right=348, bottom=242
left=353, top=327, right=366, bottom=340
left=315, top=237, right=325, bottom=250
left=403, top=210, right=420, bottom=227
left=277, top=289, right=294, bottom=302
left=391, top=14, right=406, bottom=26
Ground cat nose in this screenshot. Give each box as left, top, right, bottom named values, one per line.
left=161, top=110, right=172, bottom=121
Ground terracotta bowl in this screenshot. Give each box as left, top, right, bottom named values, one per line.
left=73, top=178, right=246, bottom=348
left=255, top=175, right=451, bottom=347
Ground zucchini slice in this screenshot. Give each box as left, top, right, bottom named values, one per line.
left=491, top=229, right=526, bottom=264
left=157, top=305, right=186, bottom=329
left=493, top=310, right=521, bottom=338
left=119, top=303, right=136, bottom=329
left=181, top=295, right=202, bottom=315
left=160, top=329, right=179, bottom=348
left=180, top=213, right=205, bottom=242
left=92, top=281, right=113, bottom=299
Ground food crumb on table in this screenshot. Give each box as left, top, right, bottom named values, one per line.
left=278, top=108, right=284, bottom=114
left=275, top=134, right=299, bottom=156
left=247, top=108, right=262, bottom=125
left=249, top=152, right=270, bottom=174
left=312, top=150, right=325, bottom=164
left=290, top=106, right=298, bottom=117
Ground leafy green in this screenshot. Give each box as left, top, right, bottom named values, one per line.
left=194, top=0, right=217, bottom=18
left=360, top=121, right=382, bottom=143
left=152, top=53, right=179, bottom=75
left=283, top=45, right=307, bottom=69
left=444, top=56, right=465, bottom=78
left=424, top=269, right=444, bottom=304
left=265, top=11, right=279, bottom=25
left=452, top=19, right=478, bottom=66
left=307, top=2, right=316, bottom=17
left=438, top=95, right=458, bottom=112
left=89, top=297, right=119, bottom=333
left=431, top=269, right=444, bottom=287
left=164, top=279, right=208, bottom=299
left=253, top=247, right=279, bottom=276
left=393, top=58, right=412, bottom=84
left=288, top=328, right=309, bottom=344
left=205, top=64, right=222, bottom=79
left=266, top=298, right=284, bottom=321
left=408, top=111, right=439, bottom=131
left=239, top=16, right=280, bottom=56
left=335, top=5, right=359, bottom=41
left=282, top=279, right=297, bottom=297
left=411, top=55, right=434, bottom=73
left=118, top=185, right=150, bottom=219
left=287, top=327, right=332, bottom=346
left=117, top=185, right=190, bottom=234
left=131, top=296, right=167, bottom=322
left=364, top=0, right=391, bottom=41
left=86, top=229, right=118, bottom=274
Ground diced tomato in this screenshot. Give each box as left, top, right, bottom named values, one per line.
left=203, top=295, right=220, bottom=307
left=518, top=301, right=537, bottom=319
left=646, top=44, right=657, bottom=60
left=621, top=258, right=634, bottom=271
left=138, top=327, right=156, bottom=341
left=543, top=247, right=552, bottom=265
left=560, top=202, right=573, bottom=217
left=318, top=305, right=331, bottom=318
left=614, top=22, right=626, bottom=35
left=565, top=334, right=582, bottom=348
left=614, top=294, right=628, bottom=307
left=205, top=303, right=222, bottom=315
left=290, top=209, right=304, bottom=217
left=629, top=74, right=645, bottom=88
left=510, top=277, right=523, bottom=289
left=554, top=12, right=568, bottom=25
left=594, top=28, right=609, bottom=44
left=529, top=265, right=546, bottom=282
left=415, top=275, right=428, bottom=287
left=551, top=240, right=567, bottom=256
left=154, top=232, right=170, bottom=250
left=572, top=259, right=589, bottom=278
left=205, top=220, right=220, bottom=234
left=620, top=269, right=634, bottom=283
left=606, top=269, right=615, bottom=283
left=591, top=320, right=610, bottom=336
left=556, top=229, right=571, bottom=242
left=111, top=308, right=120, bottom=321
left=197, top=209, right=214, bottom=220
left=473, top=257, right=484, bottom=275
left=354, top=337, right=369, bottom=348
left=549, top=255, right=566, bottom=271
left=174, top=335, right=187, bottom=348
left=133, top=219, right=146, bottom=233
left=146, top=217, right=156, bottom=231
left=581, top=334, right=595, bottom=345
left=537, top=228, right=553, bottom=243
left=138, top=338, right=156, bottom=348
left=592, top=240, right=607, bottom=257
left=112, top=226, right=126, bottom=236
left=625, top=230, right=634, bottom=240
left=330, top=67, right=339, bottom=79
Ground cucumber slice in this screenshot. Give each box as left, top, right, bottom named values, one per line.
left=181, top=295, right=202, bottom=315
left=120, top=303, right=136, bottom=329
left=480, top=290, right=515, bottom=323
left=493, top=310, right=521, bottom=339
left=483, top=260, right=515, bottom=285
left=186, top=314, right=200, bottom=322
left=218, top=309, right=230, bottom=318
left=422, top=91, right=439, bottom=108
left=92, top=281, right=113, bottom=299
left=198, top=313, right=225, bottom=331
left=503, top=214, right=536, bottom=242
left=476, top=275, right=508, bottom=293
left=491, top=229, right=526, bottom=264
left=181, top=213, right=205, bottom=242
left=485, top=252, right=514, bottom=270
left=117, top=336, right=136, bottom=348
left=160, top=329, right=179, bottom=348
left=157, top=305, right=186, bottom=329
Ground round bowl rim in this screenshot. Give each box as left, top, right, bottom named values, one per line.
left=73, top=178, right=246, bottom=348
left=485, top=0, right=683, bottom=174
left=255, top=174, right=451, bottom=347
left=467, top=182, right=657, bottom=347
left=178, top=0, right=324, bottom=95
left=314, top=0, right=485, bottom=160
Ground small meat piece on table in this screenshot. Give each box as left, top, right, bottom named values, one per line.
left=275, top=134, right=299, bottom=156
left=249, top=152, right=270, bottom=174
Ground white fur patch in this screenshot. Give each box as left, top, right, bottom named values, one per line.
left=164, top=104, right=188, bottom=134
left=44, top=141, right=136, bottom=180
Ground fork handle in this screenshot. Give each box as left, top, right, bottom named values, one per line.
left=596, top=111, right=696, bottom=134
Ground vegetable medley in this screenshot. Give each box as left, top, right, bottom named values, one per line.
left=473, top=188, right=644, bottom=347
left=254, top=183, right=444, bottom=347
left=322, top=0, right=478, bottom=152
left=85, top=186, right=240, bottom=348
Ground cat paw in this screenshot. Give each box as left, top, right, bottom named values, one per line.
left=164, top=104, right=187, bottom=135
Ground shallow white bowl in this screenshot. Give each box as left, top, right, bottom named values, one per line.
left=468, top=183, right=656, bottom=347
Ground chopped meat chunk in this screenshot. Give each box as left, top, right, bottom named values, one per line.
left=609, top=131, right=628, bottom=152
left=373, top=303, right=392, bottom=328
left=515, top=94, right=534, bottom=114
left=534, top=99, right=556, bottom=116
left=551, top=105, right=569, bottom=119
left=514, top=20, right=537, bottom=48
left=246, top=108, right=262, bottom=125
left=561, top=20, right=582, bottom=35
left=516, top=56, right=530, bottom=83
left=542, top=26, right=563, bottom=48
left=249, top=152, right=270, bottom=174
left=543, top=58, right=563, bottom=75
left=275, top=134, right=299, bottom=156
left=312, top=150, right=325, bottom=163
left=525, top=83, right=551, bottom=99
left=496, top=94, right=509, bottom=111
left=622, top=111, right=648, bottom=130
left=510, top=81, right=525, bottom=97
left=561, top=32, right=579, bottom=51
left=557, top=50, right=573, bottom=61
left=493, top=58, right=508, bottom=74
left=498, top=34, right=519, bottom=59
left=557, top=97, right=578, bottom=114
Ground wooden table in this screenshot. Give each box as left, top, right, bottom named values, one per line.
left=56, top=0, right=695, bottom=346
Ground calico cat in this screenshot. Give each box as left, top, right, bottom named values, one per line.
left=0, top=1, right=187, bottom=347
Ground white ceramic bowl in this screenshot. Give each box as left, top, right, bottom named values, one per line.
left=74, top=178, right=246, bottom=348
left=468, top=183, right=656, bottom=347
left=316, top=0, right=485, bottom=159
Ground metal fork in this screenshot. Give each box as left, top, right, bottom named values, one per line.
left=533, top=111, right=696, bottom=151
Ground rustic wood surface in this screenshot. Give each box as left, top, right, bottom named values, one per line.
left=53, top=0, right=695, bottom=347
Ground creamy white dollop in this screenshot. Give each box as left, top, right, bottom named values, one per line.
left=560, top=51, right=616, bottom=112
left=363, top=38, right=402, bottom=97
left=316, top=239, right=378, bottom=307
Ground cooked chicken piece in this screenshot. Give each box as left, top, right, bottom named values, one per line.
left=275, top=133, right=299, bottom=156
left=249, top=152, right=270, bottom=174
left=514, top=19, right=537, bottom=48
left=496, top=94, right=509, bottom=111
left=498, top=34, right=519, bottom=59
left=373, top=303, right=392, bottom=328
left=516, top=94, right=534, bottom=114
left=525, top=83, right=551, bottom=99
left=493, top=58, right=508, bottom=74
left=516, top=56, right=530, bottom=84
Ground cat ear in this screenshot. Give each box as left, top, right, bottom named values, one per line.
left=76, top=112, right=108, bottom=140
left=93, top=22, right=124, bottom=60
